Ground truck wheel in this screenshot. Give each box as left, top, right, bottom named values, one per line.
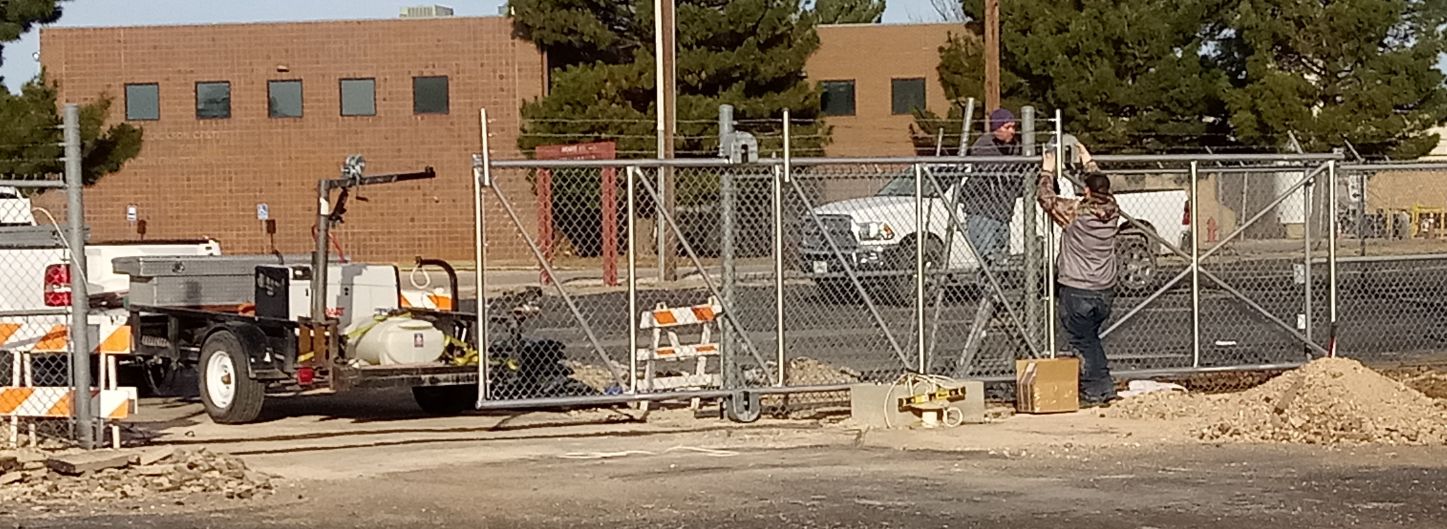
left=199, top=331, right=266, bottom=424
left=412, top=385, right=476, bottom=415
left=1116, top=235, right=1157, bottom=295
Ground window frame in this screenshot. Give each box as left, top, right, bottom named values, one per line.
left=267, top=79, right=305, bottom=119
left=412, top=76, right=450, bottom=115
left=819, top=79, right=857, bottom=117
left=890, top=77, right=927, bottom=116
left=124, top=83, right=160, bottom=121
left=195, top=80, right=232, bottom=120
left=339, top=78, right=378, bottom=117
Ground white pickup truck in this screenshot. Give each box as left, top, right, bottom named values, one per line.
left=797, top=168, right=1189, bottom=301
left=0, top=186, right=220, bottom=378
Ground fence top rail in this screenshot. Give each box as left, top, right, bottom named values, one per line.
left=486, top=153, right=1346, bottom=169
left=486, top=155, right=1042, bottom=169
left=0, top=179, right=64, bottom=188
left=1092, top=153, right=1344, bottom=163
left=1341, top=162, right=1447, bottom=172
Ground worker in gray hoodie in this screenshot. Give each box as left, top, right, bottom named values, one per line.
left=1038, top=142, right=1120, bottom=407
left=961, top=108, right=1025, bottom=267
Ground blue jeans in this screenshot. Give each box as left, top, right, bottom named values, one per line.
left=1058, top=285, right=1116, bottom=402
left=966, top=215, right=1008, bottom=266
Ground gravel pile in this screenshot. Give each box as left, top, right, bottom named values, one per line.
left=1111, top=358, right=1447, bottom=445
left=0, top=447, right=275, bottom=506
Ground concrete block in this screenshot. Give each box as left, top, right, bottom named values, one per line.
left=45, top=451, right=135, bottom=476
left=849, top=380, right=986, bottom=428
left=139, top=446, right=178, bottom=466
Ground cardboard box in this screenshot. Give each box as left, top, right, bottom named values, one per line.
left=1015, top=357, right=1080, bottom=414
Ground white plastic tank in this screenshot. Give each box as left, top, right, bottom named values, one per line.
left=352, top=318, right=446, bottom=366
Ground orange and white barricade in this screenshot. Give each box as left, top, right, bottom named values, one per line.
left=3, top=311, right=136, bottom=448
left=636, top=298, right=724, bottom=393
left=400, top=288, right=455, bottom=311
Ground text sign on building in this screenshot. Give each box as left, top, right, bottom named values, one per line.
left=125, top=205, right=138, bottom=223
left=257, top=203, right=270, bottom=221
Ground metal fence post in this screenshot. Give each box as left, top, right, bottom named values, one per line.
left=1048, top=110, right=1064, bottom=356
left=914, top=163, right=926, bottom=373
left=1021, top=106, right=1040, bottom=349
left=1303, top=168, right=1314, bottom=348
left=63, top=103, right=94, bottom=449
left=1327, top=160, right=1338, bottom=356
left=776, top=110, right=790, bottom=387
left=474, top=109, right=491, bottom=404
left=1190, top=161, right=1201, bottom=368
left=721, top=163, right=737, bottom=389
left=627, top=166, right=640, bottom=391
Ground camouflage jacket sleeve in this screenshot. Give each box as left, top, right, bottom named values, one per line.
left=1036, top=170, right=1078, bottom=228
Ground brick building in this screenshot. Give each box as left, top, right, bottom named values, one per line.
left=39, top=17, right=961, bottom=262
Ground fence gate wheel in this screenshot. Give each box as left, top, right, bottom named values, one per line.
left=724, top=390, right=761, bottom=423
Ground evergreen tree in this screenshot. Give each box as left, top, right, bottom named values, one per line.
left=1211, top=0, right=1447, bottom=158
left=0, top=1, right=144, bottom=185
left=511, top=0, right=829, bottom=255
left=921, top=0, right=1447, bottom=157
left=930, top=0, right=1229, bottom=153
left=812, top=0, right=886, bottom=24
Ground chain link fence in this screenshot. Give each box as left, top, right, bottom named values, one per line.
left=1, top=176, right=82, bottom=446
left=0, top=106, right=100, bottom=448
left=475, top=141, right=1415, bottom=412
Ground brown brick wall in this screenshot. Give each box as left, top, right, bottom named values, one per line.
left=810, top=23, right=961, bottom=158
left=40, top=17, right=545, bottom=264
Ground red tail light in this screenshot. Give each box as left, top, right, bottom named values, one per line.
left=297, top=367, right=316, bottom=385
left=44, top=264, right=72, bottom=307
left=1182, top=200, right=1192, bottom=226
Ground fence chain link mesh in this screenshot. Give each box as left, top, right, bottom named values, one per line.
left=1, top=179, right=79, bottom=446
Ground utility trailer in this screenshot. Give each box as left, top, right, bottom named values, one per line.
left=118, top=159, right=486, bottom=424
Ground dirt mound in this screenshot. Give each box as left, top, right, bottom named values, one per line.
left=0, top=447, right=275, bottom=508
left=1110, top=358, right=1447, bottom=445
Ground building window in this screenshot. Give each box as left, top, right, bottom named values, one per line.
left=268, top=80, right=303, bottom=118
left=196, top=81, right=231, bottom=119
left=124, top=83, right=160, bottom=121
left=413, top=76, right=449, bottom=115
left=340, top=78, right=377, bottom=117
left=819, top=80, right=855, bottom=117
left=891, top=78, right=926, bottom=115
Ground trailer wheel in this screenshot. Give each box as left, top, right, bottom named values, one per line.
left=199, top=330, right=266, bottom=424
left=412, top=385, right=476, bottom=415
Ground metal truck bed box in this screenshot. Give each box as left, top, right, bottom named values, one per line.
left=114, top=254, right=311, bottom=307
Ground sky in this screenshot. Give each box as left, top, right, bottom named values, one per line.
left=0, top=0, right=951, bottom=91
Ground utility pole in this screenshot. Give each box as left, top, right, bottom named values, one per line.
left=654, top=0, right=678, bottom=281
left=984, top=0, right=1001, bottom=117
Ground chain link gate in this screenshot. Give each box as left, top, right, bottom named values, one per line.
left=1091, top=154, right=1342, bottom=378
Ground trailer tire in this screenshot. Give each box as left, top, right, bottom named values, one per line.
left=412, top=385, right=476, bottom=415
left=199, top=330, right=266, bottom=424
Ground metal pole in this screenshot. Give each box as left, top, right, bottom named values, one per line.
left=914, top=163, right=926, bottom=373
left=775, top=110, right=789, bottom=387
left=627, top=167, right=640, bottom=392
left=1327, top=160, right=1338, bottom=356
left=721, top=164, right=737, bottom=389
left=310, top=177, right=331, bottom=324
left=63, top=104, right=93, bottom=449
left=1021, top=105, right=1040, bottom=350
left=1303, top=171, right=1314, bottom=347
left=474, top=109, right=491, bottom=404
left=654, top=0, right=678, bottom=282
left=1190, top=161, right=1201, bottom=368
left=1048, top=110, right=1063, bottom=357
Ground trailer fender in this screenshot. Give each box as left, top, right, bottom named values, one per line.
left=207, top=322, right=289, bottom=382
